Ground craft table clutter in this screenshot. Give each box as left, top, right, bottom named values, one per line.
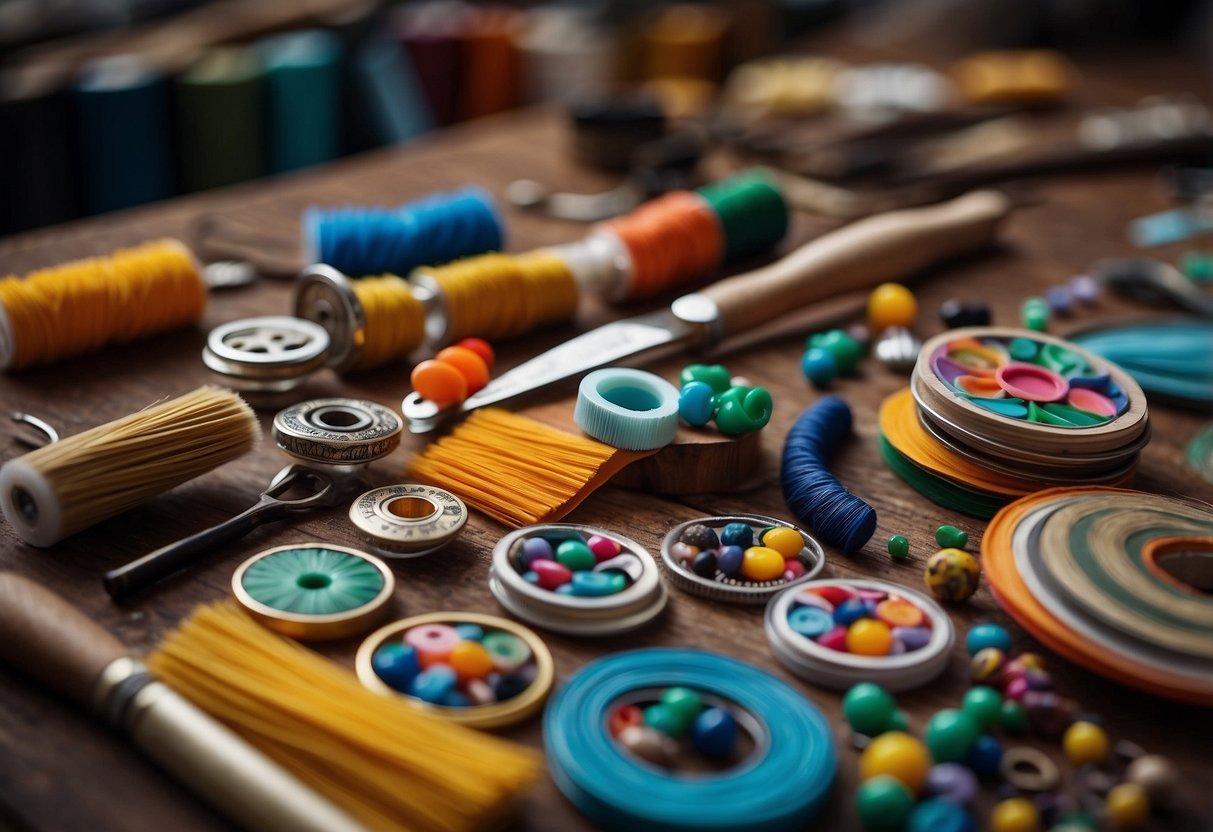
left=1, top=37, right=1211, bottom=832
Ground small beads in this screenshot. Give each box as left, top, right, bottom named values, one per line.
left=857, top=775, right=915, bottom=831
left=556, top=539, right=595, bottom=572
left=720, top=522, right=753, bottom=548
left=741, top=546, right=785, bottom=580
left=681, top=523, right=719, bottom=551
left=802, top=346, right=839, bottom=386
left=887, top=534, right=910, bottom=559
left=860, top=731, right=932, bottom=792
left=971, top=647, right=1006, bottom=683
left=514, top=529, right=636, bottom=597
left=1062, top=721, right=1109, bottom=766
left=676, top=364, right=771, bottom=435
left=1021, top=296, right=1050, bottom=331
left=790, top=584, right=934, bottom=657
left=411, top=337, right=496, bottom=407
left=617, top=686, right=739, bottom=769
left=843, top=682, right=897, bottom=736
left=934, top=524, right=969, bottom=549
left=761, top=526, right=803, bottom=558
left=691, top=707, right=737, bottom=759
left=990, top=797, right=1040, bottom=832
left=961, top=686, right=1003, bottom=730
left=435, top=345, right=490, bottom=393
left=925, top=548, right=981, bottom=602
left=869, top=282, right=919, bottom=330
left=1105, top=783, right=1150, bottom=829
left=679, top=363, right=731, bottom=393
left=926, top=763, right=978, bottom=805
left=848, top=619, right=894, bottom=655
left=1125, top=754, right=1179, bottom=807
left=966, top=623, right=1012, bottom=655
left=924, top=708, right=980, bottom=763
left=677, top=381, right=717, bottom=426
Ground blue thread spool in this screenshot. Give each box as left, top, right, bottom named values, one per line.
left=259, top=30, right=344, bottom=174
left=781, top=396, right=878, bottom=554
left=304, top=186, right=503, bottom=277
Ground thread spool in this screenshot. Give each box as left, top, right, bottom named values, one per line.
left=0, top=69, right=80, bottom=234
left=393, top=1, right=468, bottom=126
left=641, top=4, right=730, bottom=83
left=780, top=396, right=878, bottom=554
left=258, top=30, right=344, bottom=174
left=0, top=386, right=259, bottom=547
left=175, top=46, right=266, bottom=192
left=516, top=7, right=614, bottom=105
left=304, top=187, right=504, bottom=278
left=0, top=239, right=205, bottom=371
left=461, top=5, right=523, bottom=120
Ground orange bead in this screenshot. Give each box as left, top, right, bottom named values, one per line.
left=411, top=359, right=468, bottom=406
left=448, top=640, right=494, bottom=681
left=868, top=282, right=918, bottom=330
left=876, top=598, right=925, bottom=629
left=847, top=619, right=893, bottom=656
left=436, top=345, right=490, bottom=394
left=457, top=337, right=495, bottom=368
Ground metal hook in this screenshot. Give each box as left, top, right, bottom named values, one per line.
left=8, top=412, right=59, bottom=449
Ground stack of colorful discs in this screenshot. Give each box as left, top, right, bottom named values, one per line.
left=879, top=327, right=1149, bottom=517
left=983, top=487, right=1213, bottom=705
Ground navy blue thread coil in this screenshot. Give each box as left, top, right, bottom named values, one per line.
left=781, top=396, right=878, bottom=554
left=544, top=648, right=836, bottom=832
left=304, top=186, right=503, bottom=277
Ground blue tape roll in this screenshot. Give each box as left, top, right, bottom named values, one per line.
left=545, top=648, right=836, bottom=832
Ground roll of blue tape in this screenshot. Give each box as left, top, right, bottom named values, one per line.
left=573, top=368, right=680, bottom=451
left=544, top=648, right=837, bottom=832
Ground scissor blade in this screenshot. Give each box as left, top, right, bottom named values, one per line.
left=464, top=310, right=693, bottom=412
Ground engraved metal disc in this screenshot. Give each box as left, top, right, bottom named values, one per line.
left=273, top=397, right=402, bottom=464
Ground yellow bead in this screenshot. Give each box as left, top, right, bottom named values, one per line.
left=1062, top=721, right=1109, bottom=766
left=448, top=641, right=494, bottom=681
left=761, top=526, right=804, bottom=559
left=741, top=546, right=786, bottom=581
left=847, top=619, right=893, bottom=655
left=858, top=731, right=931, bottom=793
left=990, top=797, right=1040, bottom=832
left=868, top=283, right=918, bottom=330
left=1107, top=782, right=1150, bottom=829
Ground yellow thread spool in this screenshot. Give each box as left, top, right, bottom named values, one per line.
left=0, top=239, right=205, bottom=371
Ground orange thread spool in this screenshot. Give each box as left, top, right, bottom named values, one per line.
left=600, top=191, right=724, bottom=300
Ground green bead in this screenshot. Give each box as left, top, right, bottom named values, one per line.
left=555, top=540, right=595, bottom=572
left=1021, top=297, right=1049, bottom=332
left=659, top=686, right=703, bottom=734
left=888, top=709, right=910, bottom=733
left=887, top=535, right=910, bottom=559
left=999, top=700, right=1028, bottom=734
left=856, top=775, right=914, bottom=831
left=679, top=363, right=731, bottom=394
left=643, top=703, right=687, bottom=738
left=934, top=525, right=968, bottom=549
left=843, top=682, right=897, bottom=736
left=1181, top=250, right=1213, bottom=282
left=714, top=385, right=773, bottom=436
left=961, top=686, right=1003, bottom=729
left=924, top=709, right=979, bottom=763
left=815, top=329, right=864, bottom=374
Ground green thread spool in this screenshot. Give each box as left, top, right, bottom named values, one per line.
left=233, top=543, right=395, bottom=640
left=176, top=46, right=266, bottom=192
left=697, top=170, right=789, bottom=262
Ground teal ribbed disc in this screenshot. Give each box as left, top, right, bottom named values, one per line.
left=241, top=546, right=385, bottom=614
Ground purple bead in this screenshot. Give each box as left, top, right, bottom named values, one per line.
left=1045, top=285, right=1074, bottom=315
left=1069, top=274, right=1100, bottom=304
left=1022, top=691, right=1078, bottom=736
left=1024, top=668, right=1053, bottom=690
left=892, top=626, right=932, bottom=651
left=888, top=639, right=907, bottom=655
left=717, top=545, right=744, bottom=577
left=520, top=536, right=554, bottom=568
left=692, top=549, right=718, bottom=577
left=926, top=763, right=979, bottom=805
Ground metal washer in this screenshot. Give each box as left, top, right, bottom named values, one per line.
left=203, top=315, right=330, bottom=391
left=348, top=484, right=468, bottom=558
left=273, top=397, right=402, bottom=465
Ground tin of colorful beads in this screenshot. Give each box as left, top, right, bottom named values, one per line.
left=545, top=649, right=836, bottom=832
left=355, top=611, right=553, bottom=728
left=660, top=514, right=825, bottom=604
left=765, top=578, right=954, bottom=691
left=348, top=483, right=467, bottom=558
left=490, top=524, right=667, bottom=635
left=272, top=397, right=402, bottom=468
left=232, top=543, right=395, bottom=640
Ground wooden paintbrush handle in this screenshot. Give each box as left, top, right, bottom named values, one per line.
left=699, top=190, right=1011, bottom=339
left=0, top=572, right=126, bottom=708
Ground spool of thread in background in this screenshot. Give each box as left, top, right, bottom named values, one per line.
left=516, top=6, right=615, bottom=106
left=781, top=396, right=878, bottom=554
left=175, top=46, right=266, bottom=193
left=0, top=69, right=80, bottom=234
left=258, top=30, right=344, bottom=174
left=641, top=4, right=731, bottom=83
left=460, top=5, right=523, bottom=120
left=394, top=1, right=468, bottom=127
left=304, top=187, right=503, bottom=278
left=0, top=239, right=205, bottom=371
left=73, top=55, right=174, bottom=215
left=351, top=33, right=434, bottom=145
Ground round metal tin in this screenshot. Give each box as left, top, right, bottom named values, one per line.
left=348, top=484, right=468, bottom=558
left=490, top=523, right=667, bottom=636
left=660, top=514, right=826, bottom=604
left=765, top=578, right=954, bottom=692
left=232, top=542, right=395, bottom=641
left=273, top=397, right=402, bottom=465
left=203, top=315, right=330, bottom=392
left=355, top=612, right=554, bottom=728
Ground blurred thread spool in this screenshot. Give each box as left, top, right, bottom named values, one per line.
left=0, top=69, right=81, bottom=234
left=642, top=4, right=731, bottom=83
left=351, top=33, right=433, bottom=145
left=516, top=7, right=615, bottom=105
left=568, top=95, right=666, bottom=171
left=723, top=55, right=846, bottom=119
left=951, top=50, right=1072, bottom=106
left=461, top=5, right=523, bottom=120
left=0, top=239, right=205, bottom=371
left=73, top=55, right=174, bottom=214
left=395, top=1, right=469, bottom=126
left=259, top=30, right=344, bottom=174
left=175, top=46, right=266, bottom=192
left=0, top=386, right=259, bottom=547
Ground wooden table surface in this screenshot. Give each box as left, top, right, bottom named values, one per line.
left=1, top=42, right=1211, bottom=832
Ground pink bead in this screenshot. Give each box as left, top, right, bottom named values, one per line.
left=467, top=679, right=496, bottom=705
left=405, top=624, right=461, bottom=667
left=813, top=585, right=857, bottom=606
left=1005, top=676, right=1030, bottom=701
left=587, top=534, right=622, bottom=562
left=817, top=625, right=849, bottom=652
left=793, top=590, right=834, bottom=612
left=531, top=559, right=573, bottom=590
left=857, top=589, right=887, bottom=603
left=783, top=561, right=807, bottom=580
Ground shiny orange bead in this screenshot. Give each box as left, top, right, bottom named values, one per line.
left=436, top=345, right=490, bottom=394
left=448, top=640, right=494, bottom=681
left=411, top=359, right=468, bottom=407
left=876, top=598, right=925, bottom=629
left=868, top=282, right=918, bottom=330
left=457, top=337, right=495, bottom=368
left=847, top=619, right=893, bottom=656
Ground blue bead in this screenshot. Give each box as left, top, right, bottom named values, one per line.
left=965, top=623, right=1012, bottom=656
left=906, top=797, right=974, bottom=832
left=801, top=347, right=838, bottom=386
left=371, top=643, right=420, bottom=692
left=441, top=690, right=471, bottom=708
left=520, top=537, right=554, bottom=568
left=788, top=606, right=834, bottom=639
left=570, top=571, right=620, bottom=596
left=522, top=571, right=540, bottom=585
left=691, top=707, right=738, bottom=760
left=455, top=624, right=485, bottom=642
left=691, top=550, right=718, bottom=577
left=410, top=665, right=457, bottom=703
left=1046, top=285, right=1073, bottom=315
left=964, top=734, right=1003, bottom=780
left=678, top=381, right=717, bottom=427
left=717, top=545, right=744, bottom=577
left=719, top=522, right=754, bottom=548
left=833, top=598, right=871, bottom=625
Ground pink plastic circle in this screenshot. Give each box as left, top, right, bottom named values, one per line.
left=405, top=623, right=461, bottom=666
left=1066, top=387, right=1118, bottom=417
left=995, top=363, right=1068, bottom=402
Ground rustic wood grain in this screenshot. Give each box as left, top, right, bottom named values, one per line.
left=1, top=41, right=1211, bottom=832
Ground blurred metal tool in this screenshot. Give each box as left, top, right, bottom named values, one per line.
left=1093, top=259, right=1213, bottom=318
left=874, top=327, right=922, bottom=372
